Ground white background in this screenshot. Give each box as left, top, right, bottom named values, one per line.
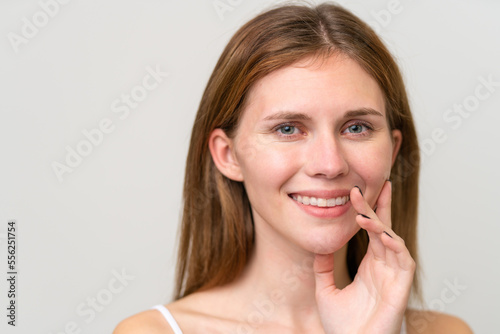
left=1, top=0, right=499, bottom=333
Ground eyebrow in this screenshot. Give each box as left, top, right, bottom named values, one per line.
left=344, top=108, right=384, bottom=118
left=262, top=108, right=383, bottom=121
left=263, top=111, right=311, bottom=121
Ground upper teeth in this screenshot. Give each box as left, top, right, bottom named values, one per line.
left=291, top=195, right=350, bottom=207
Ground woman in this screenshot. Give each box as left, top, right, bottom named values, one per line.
left=115, top=3, right=472, bottom=333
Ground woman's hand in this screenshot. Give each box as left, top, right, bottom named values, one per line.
left=313, top=180, right=415, bottom=334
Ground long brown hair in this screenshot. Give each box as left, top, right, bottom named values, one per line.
left=175, top=2, right=421, bottom=301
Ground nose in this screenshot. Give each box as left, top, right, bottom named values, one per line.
left=304, top=132, right=349, bottom=179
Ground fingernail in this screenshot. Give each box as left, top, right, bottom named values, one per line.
left=354, top=185, right=363, bottom=197
left=383, top=231, right=393, bottom=239
left=358, top=213, right=370, bottom=219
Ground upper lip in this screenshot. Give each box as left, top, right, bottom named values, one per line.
left=288, top=189, right=351, bottom=199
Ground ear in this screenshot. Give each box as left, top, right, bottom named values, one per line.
left=208, top=128, right=244, bottom=182
left=391, top=129, right=402, bottom=167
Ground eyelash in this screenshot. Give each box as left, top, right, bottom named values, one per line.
left=273, top=122, right=303, bottom=138
left=342, top=121, right=373, bottom=136
left=273, top=121, right=373, bottom=138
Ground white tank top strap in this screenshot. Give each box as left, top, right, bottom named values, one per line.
left=151, top=305, right=183, bottom=334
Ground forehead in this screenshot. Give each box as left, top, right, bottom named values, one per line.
left=241, top=54, right=386, bottom=122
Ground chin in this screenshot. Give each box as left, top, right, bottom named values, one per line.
left=302, top=226, right=359, bottom=255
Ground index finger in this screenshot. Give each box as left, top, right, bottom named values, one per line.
left=374, top=180, right=392, bottom=228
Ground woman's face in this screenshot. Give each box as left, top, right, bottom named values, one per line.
left=230, top=54, right=401, bottom=254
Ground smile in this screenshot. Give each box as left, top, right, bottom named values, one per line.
left=290, top=194, right=350, bottom=207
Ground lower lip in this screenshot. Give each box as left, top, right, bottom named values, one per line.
left=290, top=196, right=351, bottom=219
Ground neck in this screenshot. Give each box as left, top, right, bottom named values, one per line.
left=230, top=223, right=352, bottom=327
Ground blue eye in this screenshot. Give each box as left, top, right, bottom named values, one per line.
left=279, top=125, right=296, bottom=135
left=347, top=124, right=364, bottom=133
left=344, top=122, right=371, bottom=135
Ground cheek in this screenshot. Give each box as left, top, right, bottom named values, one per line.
left=347, top=141, right=393, bottom=204
left=238, top=140, right=300, bottom=189
left=348, top=138, right=394, bottom=174
left=351, top=151, right=391, bottom=179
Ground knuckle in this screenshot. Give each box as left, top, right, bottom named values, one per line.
left=409, top=258, right=416, bottom=271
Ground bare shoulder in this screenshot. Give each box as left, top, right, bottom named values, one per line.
left=113, top=308, right=173, bottom=334
left=406, top=309, right=474, bottom=334
left=112, top=295, right=217, bottom=334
